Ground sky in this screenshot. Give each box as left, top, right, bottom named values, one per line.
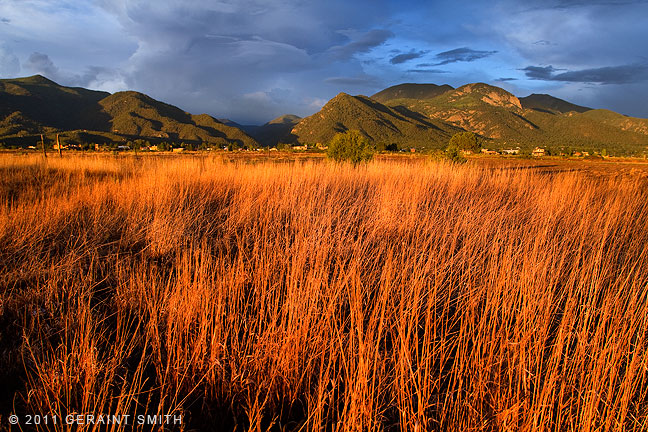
left=1, top=0, right=647, bottom=124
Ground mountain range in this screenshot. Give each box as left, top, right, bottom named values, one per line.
left=0, top=75, right=257, bottom=148
left=1, top=75, right=648, bottom=155
left=291, top=83, right=648, bottom=154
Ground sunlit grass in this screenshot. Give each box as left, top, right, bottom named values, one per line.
left=1, top=153, right=647, bottom=431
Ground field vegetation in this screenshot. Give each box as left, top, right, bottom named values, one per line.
left=1, top=153, right=647, bottom=431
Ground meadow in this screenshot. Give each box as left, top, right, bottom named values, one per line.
left=0, top=153, right=647, bottom=431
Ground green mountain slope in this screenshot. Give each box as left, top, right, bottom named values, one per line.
left=247, top=114, right=302, bottom=146
left=0, top=75, right=258, bottom=148
left=523, top=109, right=648, bottom=152
left=98, top=91, right=257, bottom=146
left=519, top=93, right=591, bottom=114
left=371, top=83, right=454, bottom=103
left=0, top=75, right=110, bottom=135
left=384, top=83, right=538, bottom=143
left=371, top=82, right=648, bottom=154
left=291, top=93, right=461, bottom=149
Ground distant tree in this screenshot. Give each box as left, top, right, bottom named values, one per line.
left=444, top=145, right=466, bottom=164
left=447, top=131, right=481, bottom=153
left=326, top=130, right=374, bottom=165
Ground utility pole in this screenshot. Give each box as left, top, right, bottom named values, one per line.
left=57, top=134, right=62, bottom=158
left=41, top=134, right=47, bottom=158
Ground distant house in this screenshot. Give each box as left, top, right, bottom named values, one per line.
left=410, top=148, right=416, bottom=153
left=172, top=147, right=185, bottom=153
left=117, top=145, right=131, bottom=151
left=481, top=149, right=498, bottom=155
left=501, top=148, right=520, bottom=155
left=573, top=151, right=582, bottom=157
left=532, top=147, right=546, bottom=157
left=292, top=145, right=307, bottom=151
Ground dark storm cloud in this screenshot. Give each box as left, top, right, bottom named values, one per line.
left=390, top=50, right=428, bottom=65
left=84, top=1, right=403, bottom=122
left=406, top=69, right=448, bottom=74
left=327, top=29, right=394, bottom=60
left=543, top=0, right=648, bottom=8
left=324, top=76, right=382, bottom=87
left=2, top=0, right=648, bottom=121
left=520, top=65, right=561, bottom=80
left=495, top=77, right=518, bottom=81
left=521, top=63, right=648, bottom=84
left=553, top=64, right=648, bottom=84
left=431, top=47, right=497, bottom=66
left=514, top=0, right=648, bottom=12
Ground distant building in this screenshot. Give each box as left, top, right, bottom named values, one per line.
left=532, top=147, right=546, bottom=157
left=172, top=147, right=184, bottom=152
left=292, top=145, right=307, bottom=151
left=573, top=151, right=582, bottom=157
left=481, top=149, right=498, bottom=155
left=501, top=148, right=520, bottom=155
left=410, top=148, right=416, bottom=153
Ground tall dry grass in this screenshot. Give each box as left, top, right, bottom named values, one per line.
left=0, top=153, right=647, bottom=431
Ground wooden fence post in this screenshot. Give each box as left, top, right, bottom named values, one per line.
left=41, top=134, right=47, bottom=158
left=57, top=134, right=62, bottom=158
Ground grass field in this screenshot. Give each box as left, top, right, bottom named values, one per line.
left=1, top=153, right=647, bottom=431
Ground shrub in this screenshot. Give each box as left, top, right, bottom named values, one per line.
left=326, top=130, right=374, bottom=164
left=444, top=144, right=466, bottom=164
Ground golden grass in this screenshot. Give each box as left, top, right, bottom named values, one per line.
left=0, top=153, right=647, bottom=431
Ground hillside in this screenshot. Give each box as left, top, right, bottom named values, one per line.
left=368, top=82, right=648, bottom=154
left=3, top=75, right=648, bottom=155
left=98, top=91, right=257, bottom=147
left=291, top=93, right=460, bottom=149
left=244, top=114, right=302, bottom=146
left=520, top=93, right=591, bottom=114
left=0, top=75, right=258, bottom=148
left=523, top=109, right=648, bottom=153
left=0, top=75, right=110, bottom=135
left=371, top=83, right=454, bottom=103
left=382, top=83, right=538, bottom=143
